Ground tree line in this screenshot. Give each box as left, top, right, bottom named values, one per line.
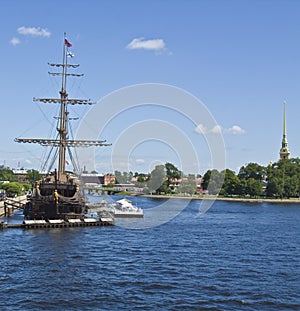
left=203, top=158, right=300, bottom=198
left=0, top=168, right=41, bottom=197
left=114, top=162, right=199, bottom=195
left=2, top=158, right=300, bottom=198
left=115, top=158, right=300, bottom=198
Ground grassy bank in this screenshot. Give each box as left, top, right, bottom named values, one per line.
left=140, top=194, right=300, bottom=204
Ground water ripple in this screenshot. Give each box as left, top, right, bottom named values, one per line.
left=0, top=199, right=299, bottom=310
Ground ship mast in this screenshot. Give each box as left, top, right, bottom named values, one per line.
left=57, top=33, right=69, bottom=179
left=15, top=33, right=111, bottom=178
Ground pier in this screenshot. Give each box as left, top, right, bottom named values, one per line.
left=3, top=196, right=27, bottom=217
left=0, top=195, right=27, bottom=217
left=1, top=217, right=114, bottom=230
left=0, top=196, right=115, bottom=230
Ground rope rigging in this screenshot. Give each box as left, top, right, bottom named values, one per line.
left=15, top=33, right=111, bottom=178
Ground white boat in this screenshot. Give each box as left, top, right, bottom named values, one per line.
left=84, top=212, right=99, bottom=221
left=110, top=198, right=144, bottom=218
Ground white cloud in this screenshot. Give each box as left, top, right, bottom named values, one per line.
left=126, top=37, right=165, bottom=51
left=195, top=123, right=222, bottom=134
left=226, top=125, right=246, bottom=135
left=195, top=123, right=208, bottom=134
left=136, top=159, right=145, bottom=164
left=211, top=125, right=222, bottom=134
left=10, top=37, right=21, bottom=46
left=17, top=26, right=51, bottom=37
left=195, top=124, right=246, bottom=135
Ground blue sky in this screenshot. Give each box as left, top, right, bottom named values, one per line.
left=1, top=0, right=300, bottom=175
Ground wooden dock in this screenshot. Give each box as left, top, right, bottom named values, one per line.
left=0, top=196, right=115, bottom=230
left=1, top=217, right=114, bottom=230
left=1, top=196, right=27, bottom=217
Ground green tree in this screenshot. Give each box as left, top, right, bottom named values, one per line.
left=0, top=168, right=16, bottom=182
left=158, top=180, right=169, bottom=194
left=235, top=178, right=247, bottom=196
left=137, top=173, right=148, bottom=182
left=147, top=165, right=166, bottom=194
left=22, top=184, right=31, bottom=191
left=128, top=171, right=134, bottom=183
left=177, top=174, right=197, bottom=195
left=246, top=178, right=263, bottom=197
left=266, top=176, right=284, bottom=198
left=284, top=175, right=299, bottom=198
left=165, top=162, right=182, bottom=191
left=114, top=170, right=128, bottom=184
left=238, top=163, right=266, bottom=181
left=201, top=170, right=211, bottom=190
left=134, top=173, right=148, bottom=188
left=220, top=169, right=240, bottom=196
left=122, top=172, right=129, bottom=183
left=114, top=170, right=121, bottom=183
left=26, top=169, right=42, bottom=184
left=1, top=182, right=23, bottom=196
left=202, top=169, right=224, bottom=195
left=266, top=158, right=300, bottom=198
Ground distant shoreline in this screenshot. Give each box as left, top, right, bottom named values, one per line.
left=140, top=194, right=300, bottom=204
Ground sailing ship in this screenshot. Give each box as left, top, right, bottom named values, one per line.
left=15, top=34, right=111, bottom=221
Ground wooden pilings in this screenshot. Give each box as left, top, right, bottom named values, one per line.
left=3, top=197, right=27, bottom=217
left=4, top=204, right=13, bottom=217
left=1, top=219, right=114, bottom=230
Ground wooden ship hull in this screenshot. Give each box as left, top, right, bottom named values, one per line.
left=24, top=173, right=87, bottom=220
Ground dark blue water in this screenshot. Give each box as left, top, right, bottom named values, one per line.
left=1, top=197, right=299, bottom=310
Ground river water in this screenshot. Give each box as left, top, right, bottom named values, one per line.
left=0, top=196, right=299, bottom=310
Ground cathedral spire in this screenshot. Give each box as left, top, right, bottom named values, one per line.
left=279, top=101, right=290, bottom=160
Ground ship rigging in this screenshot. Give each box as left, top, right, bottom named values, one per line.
left=15, top=34, right=111, bottom=220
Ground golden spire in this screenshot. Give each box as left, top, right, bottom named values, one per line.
left=280, top=100, right=290, bottom=160
left=283, top=100, right=287, bottom=139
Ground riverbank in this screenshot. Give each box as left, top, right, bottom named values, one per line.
left=2, top=194, right=299, bottom=218
left=141, top=194, right=300, bottom=204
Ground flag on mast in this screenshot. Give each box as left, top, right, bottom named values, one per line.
left=64, top=38, right=72, bottom=47
left=67, top=51, right=75, bottom=58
